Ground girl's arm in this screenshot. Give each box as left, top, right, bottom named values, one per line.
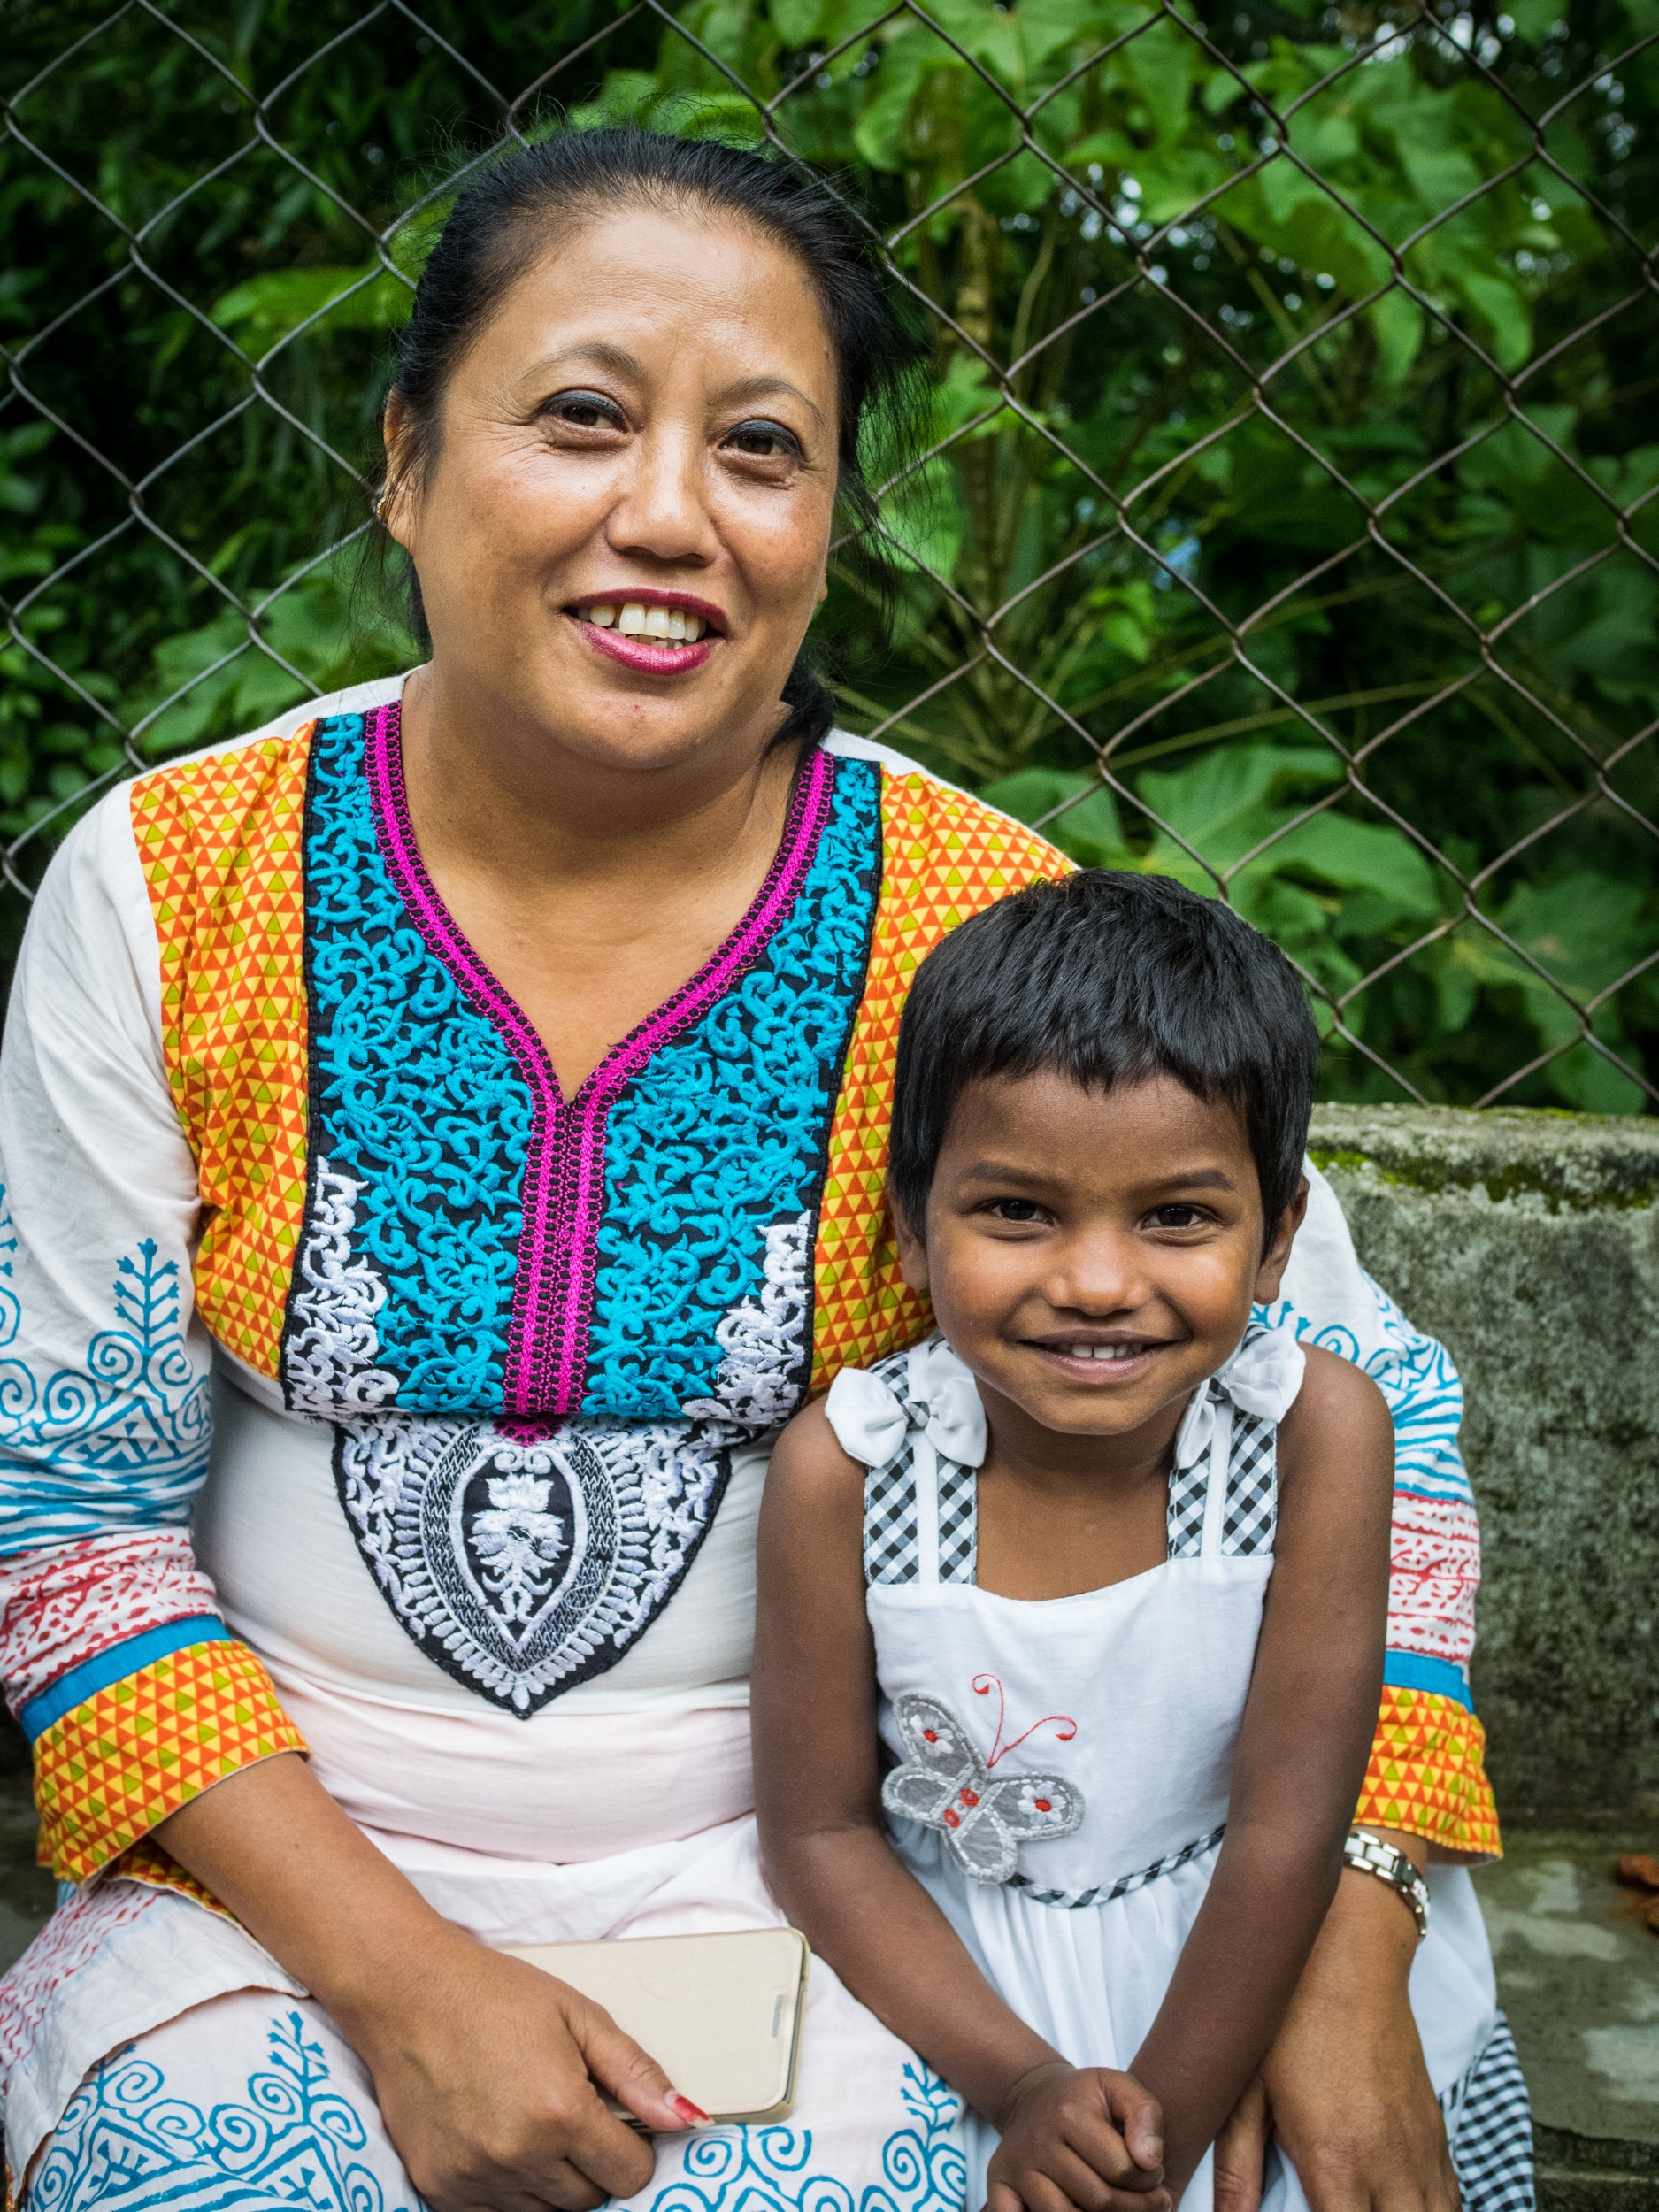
left=1130, top=1342, right=1395, bottom=2199
left=754, top=1402, right=1168, bottom=2210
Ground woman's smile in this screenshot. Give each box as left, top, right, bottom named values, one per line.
left=565, top=586, right=727, bottom=676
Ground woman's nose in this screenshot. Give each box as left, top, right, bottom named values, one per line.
left=604, top=427, right=718, bottom=567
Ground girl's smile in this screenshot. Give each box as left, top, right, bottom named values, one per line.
left=895, top=1068, right=1307, bottom=1472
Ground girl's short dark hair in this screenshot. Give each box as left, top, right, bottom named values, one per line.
left=888, top=870, right=1321, bottom=1241
left=373, top=126, right=924, bottom=746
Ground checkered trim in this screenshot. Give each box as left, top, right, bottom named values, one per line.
left=1167, top=1386, right=1279, bottom=1560
left=936, top=1463, right=976, bottom=1583
left=864, top=1433, right=923, bottom=1585
left=861, top=1349, right=979, bottom=1586
left=1222, top=1412, right=1278, bottom=1555
left=1445, top=2013, right=1534, bottom=2211
left=1010, top=1823, right=1225, bottom=1909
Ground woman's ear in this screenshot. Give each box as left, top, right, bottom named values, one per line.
left=1253, top=1175, right=1309, bottom=1304
left=890, top=1190, right=931, bottom=1295
left=378, top=391, right=418, bottom=552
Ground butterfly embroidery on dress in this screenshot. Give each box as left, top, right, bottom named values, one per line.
left=881, top=1675, right=1085, bottom=1885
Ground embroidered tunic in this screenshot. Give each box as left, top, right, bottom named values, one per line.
left=0, top=673, right=1499, bottom=2199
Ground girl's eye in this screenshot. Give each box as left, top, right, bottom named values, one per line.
left=544, top=389, right=626, bottom=431
left=724, top=418, right=800, bottom=460
left=989, top=1199, right=1044, bottom=1224
left=1151, top=1204, right=1205, bottom=1229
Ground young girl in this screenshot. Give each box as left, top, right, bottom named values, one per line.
left=753, top=871, right=1408, bottom=2211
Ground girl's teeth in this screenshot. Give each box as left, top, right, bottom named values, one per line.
left=643, top=606, right=672, bottom=638
left=588, top=605, right=617, bottom=626
left=618, top=603, right=647, bottom=633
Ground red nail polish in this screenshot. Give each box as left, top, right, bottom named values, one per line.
left=671, top=2093, right=711, bottom=2125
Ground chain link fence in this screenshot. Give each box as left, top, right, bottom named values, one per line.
left=4, top=0, right=1656, bottom=1110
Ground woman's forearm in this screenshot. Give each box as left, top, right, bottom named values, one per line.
left=764, top=1822, right=1060, bottom=2124
left=156, top=1749, right=480, bottom=2041
left=1131, top=1823, right=1346, bottom=2193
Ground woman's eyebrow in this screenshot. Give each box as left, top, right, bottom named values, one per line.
left=526, top=341, right=647, bottom=383
left=718, top=373, right=825, bottom=426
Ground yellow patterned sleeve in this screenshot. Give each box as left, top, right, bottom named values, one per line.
left=1356, top=1684, right=1501, bottom=1863
left=34, top=1638, right=306, bottom=1886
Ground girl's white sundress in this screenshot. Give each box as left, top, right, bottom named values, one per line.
left=825, top=1327, right=1525, bottom=2212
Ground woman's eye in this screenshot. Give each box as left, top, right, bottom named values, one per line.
left=988, top=1199, right=1043, bottom=1224
left=724, top=419, right=800, bottom=460
left=544, top=389, right=625, bottom=431
left=1151, top=1204, right=1205, bottom=1229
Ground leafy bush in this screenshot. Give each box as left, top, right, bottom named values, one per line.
left=2, top=0, right=1655, bottom=1109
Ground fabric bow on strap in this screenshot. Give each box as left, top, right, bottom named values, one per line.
left=1172, top=1322, right=1306, bottom=1471
left=825, top=1336, right=987, bottom=1470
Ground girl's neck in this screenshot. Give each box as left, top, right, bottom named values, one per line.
left=972, top=1380, right=1188, bottom=1602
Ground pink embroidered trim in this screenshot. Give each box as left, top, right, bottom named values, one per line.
left=0, top=1532, right=220, bottom=1713
left=1387, top=1493, right=1479, bottom=1666
left=366, top=706, right=835, bottom=1420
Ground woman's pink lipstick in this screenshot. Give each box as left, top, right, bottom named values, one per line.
left=577, top=620, right=714, bottom=675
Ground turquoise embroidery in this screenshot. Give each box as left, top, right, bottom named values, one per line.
left=0, top=1192, right=210, bottom=1551
left=587, top=759, right=880, bottom=1418
left=28, top=2008, right=418, bottom=2212
left=647, top=2062, right=965, bottom=2212
left=300, top=711, right=529, bottom=1411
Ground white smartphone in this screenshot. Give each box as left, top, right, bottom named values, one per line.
left=504, top=1925, right=810, bottom=2127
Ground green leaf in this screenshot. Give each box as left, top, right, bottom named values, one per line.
left=1367, top=289, right=1425, bottom=384
left=211, top=265, right=411, bottom=343
left=980, top=767, right=1125, bottom=862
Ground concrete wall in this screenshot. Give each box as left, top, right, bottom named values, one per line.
left=1308, top=1104, right=1659, bottom=1826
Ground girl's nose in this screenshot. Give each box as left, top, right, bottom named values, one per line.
left=1044, top=1231, right=1152, bottom=1317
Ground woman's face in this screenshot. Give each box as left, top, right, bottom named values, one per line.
left=385, top=204, right=841, bottom=777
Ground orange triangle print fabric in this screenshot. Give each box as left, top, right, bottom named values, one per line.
left=810, top=771, right=1069, bottom=1392
left=130, top=727, right=314, bottom=1381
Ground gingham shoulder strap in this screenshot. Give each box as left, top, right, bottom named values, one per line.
left=853, top=1349, right=979, bottom=1589
left=1166, top=1323, right=1283, bottom=1561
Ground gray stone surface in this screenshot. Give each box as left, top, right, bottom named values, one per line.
left=1478, top=1834, right=1659, bottom=2208
left=1309, top=1103, right=1659, bottom=1824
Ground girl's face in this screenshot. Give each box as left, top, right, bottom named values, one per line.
left=382, top=204, right=839, bottom=776
left=895, top=1071, right=1305, bottom=1444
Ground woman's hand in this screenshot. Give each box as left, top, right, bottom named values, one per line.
left=1211, top=1839, right=1459, bottom=2212
left=349, top=1925, right=695, bottom=2211
left=986, top=2061, right=1171, bottom=2212
left=157, top=1754, right=695, bottom=2211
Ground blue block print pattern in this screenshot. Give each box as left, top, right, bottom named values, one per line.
left=646, top=2064, right=966, bottom=2212
left=0, top=1189, right=211, bottom=1556
left=587, top=758, right=881, bottom=1418
left=28, top=2010, right=419, bottom=2212
left=27, top=2008, right=964, bottom=2212
left=300, top=713, right=530, bottom=1412
left=1255, top=1272, right=1472, bottom=1506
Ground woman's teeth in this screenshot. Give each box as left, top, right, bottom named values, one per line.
left=582, top=603, right=706, bottom=642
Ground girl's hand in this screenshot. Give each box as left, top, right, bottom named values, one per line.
left=348, top=1924, right=697, bottom=2212
left=986, top=2061, right=1171, bottom=2212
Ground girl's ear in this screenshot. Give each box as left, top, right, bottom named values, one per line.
left=1253, top=1175, right=1309, bottom=1304
left=890, top=1191, right=931, bottom=1294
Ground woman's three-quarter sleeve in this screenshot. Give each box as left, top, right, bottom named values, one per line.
left=0, top=786, right=303, bottom=1884
left=1271, top=1166, right=1498, bottom=1862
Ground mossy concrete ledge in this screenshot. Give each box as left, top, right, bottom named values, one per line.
left=1307, top=1103, right=1659, bottom=1824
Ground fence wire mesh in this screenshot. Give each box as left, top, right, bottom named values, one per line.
left=4, top=0, right=1656, bottom=1110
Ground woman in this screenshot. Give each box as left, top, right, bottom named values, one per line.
left=0, top=131, right=1516, bottom=2212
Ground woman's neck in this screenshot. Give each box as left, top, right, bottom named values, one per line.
left=396, top=663, right=806, bottom=1093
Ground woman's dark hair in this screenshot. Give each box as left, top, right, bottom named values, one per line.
left=887, top=870, right=1321, bottom=1246
left=371, top=127, right=924, bottom=746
